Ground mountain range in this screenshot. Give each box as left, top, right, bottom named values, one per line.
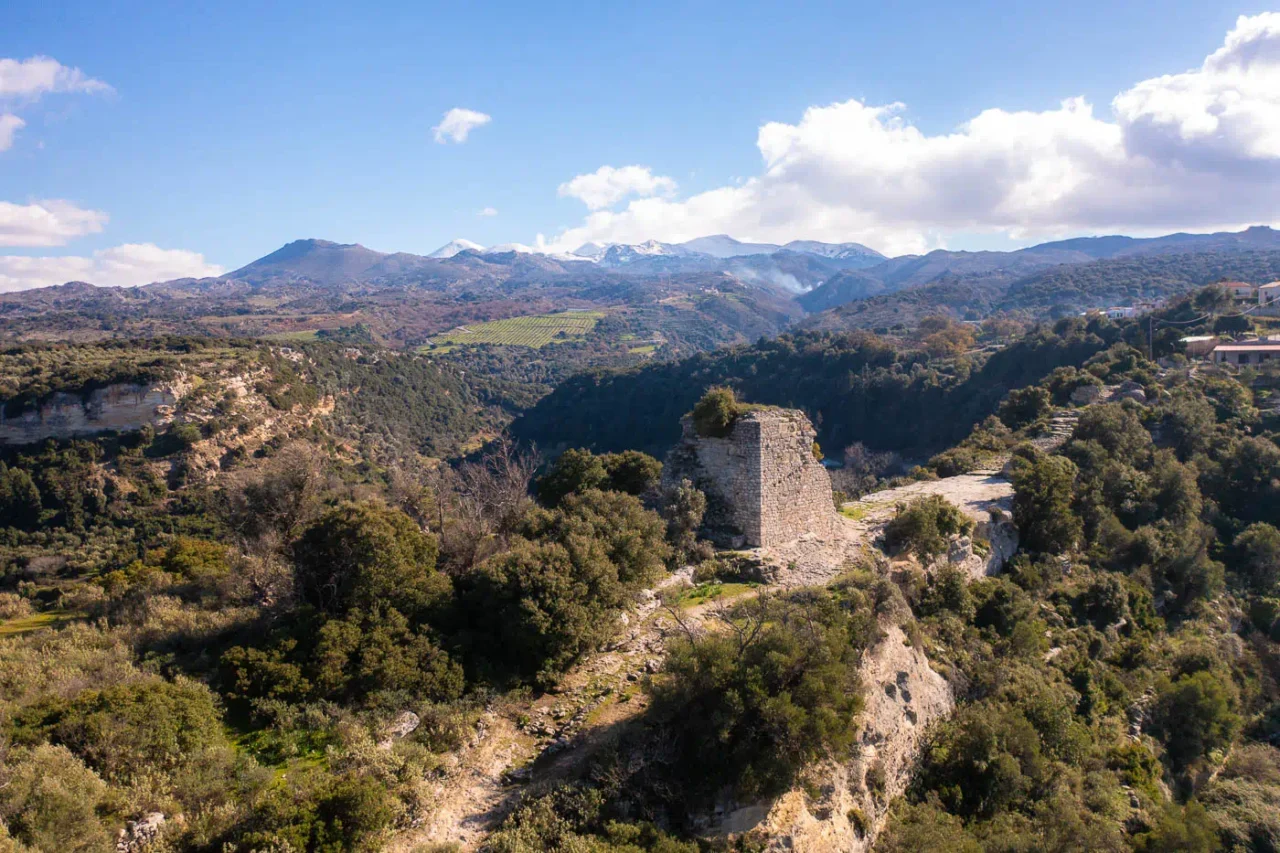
left=222, top=225, right=1280, bottom=295
left=6, top=225, right=1280, bottom=346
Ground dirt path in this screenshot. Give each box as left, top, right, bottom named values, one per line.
left=392, top=573, right=733, bottom=851
left=847, top=472, right=1013, bottom=525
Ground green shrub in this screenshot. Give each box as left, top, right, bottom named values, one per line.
left=537, top=448, right=663, bottom=507
left=919, top=564, right=975, bottom=620
left=648, top=591, right=873, bottom=802
left=999, top=385, right=1052, bottom=430
left=600, top=450, right=663, bottom=496
left=1233, top=522, right=1280, bottom=595
left=293, top=501, right=449, bottom=618
left=462, top=490, right=668, bottom=684
left=487, top=786, right=697, bottom=853
left=235, top=769, right=396, bottom=852
left=536, top=448, right=609, bottom=507
left=16, top=678, right=228, bottom=783
left=690, top=386, right=742, bottom=438
left=1010, top=453, right=1081, bottom=554
left=883, top=495, right=973, bottom=560
left=0, top=744, right=114, bottom=852
left=1133, top=800, right=1219, bottom=853
left=1151, top=670, right=1240, bottom=772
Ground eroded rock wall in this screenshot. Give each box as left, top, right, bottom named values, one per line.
left=0, top=384, right=176, bottom=445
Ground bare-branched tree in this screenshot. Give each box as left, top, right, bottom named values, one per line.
left=435, top=435, right=539, bottom=573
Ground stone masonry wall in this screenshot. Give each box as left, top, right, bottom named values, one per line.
left=663, top=407, right=840, bottom=548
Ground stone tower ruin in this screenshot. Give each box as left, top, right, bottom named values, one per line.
left=663, top=406, right=840, bottom=548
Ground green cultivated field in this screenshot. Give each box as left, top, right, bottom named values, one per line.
left=424, top=311, right=604, bottom=350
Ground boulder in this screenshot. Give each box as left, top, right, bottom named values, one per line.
left=116, top=813, right=166, bottom=852
left=377, top=710, right=421, bottom=749
left=1070, top=384, right=1103, bottom=405
left=946, top=535, right=973, bottom=564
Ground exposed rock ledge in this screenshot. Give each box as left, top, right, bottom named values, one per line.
left=0, top=382, right=178, bottom=445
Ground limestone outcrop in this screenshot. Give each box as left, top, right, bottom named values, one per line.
left=0, top=383, right=177, bottom=445
left=662, top=407, right=841, bottom=548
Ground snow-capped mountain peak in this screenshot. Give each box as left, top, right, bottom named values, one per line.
left=428, top=238, right=485, bottom=258
left=781, top=239, right=885, bottom=261
left=679, top=234, right=781, bottom=258
left=598, top=240, right=695, bottom=266
left=572, top=242, right=610, bottom=260
left=480, top=242, right=536, bottom=255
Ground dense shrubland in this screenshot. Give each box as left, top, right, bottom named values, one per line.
left=879, top=345, right=1280, bottom=852
left=0, top=319, right=1278, bottom=851
left=0, top=346, right=699, bottom=849
left=512, top=316, right=1136, bottom=458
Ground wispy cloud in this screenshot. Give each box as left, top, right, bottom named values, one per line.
left=0, top=56, right=112, bottom=99
left=0, top=114, right=23, bottom=152
left=0, top=56, right=112, bottom=153
left=477, top=206, right=498, bottom=217
left=433, top=107, right=491, bottom=144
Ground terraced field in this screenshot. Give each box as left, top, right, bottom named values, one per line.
left=423, top=311, right=604, bottom=350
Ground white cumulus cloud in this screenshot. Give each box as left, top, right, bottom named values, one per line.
left=558, top=165, right=678, bottom=210
left=0, top=56, right=112, bottom=99
left=477, top=206, right=498, bottom=217
left=543, top=13, right=1280, bottom=256
left=0, top=243, right=224, bottom=292
left=433, top=108, right=491, bottom=144
left=0, top=199, right=109, bottom=247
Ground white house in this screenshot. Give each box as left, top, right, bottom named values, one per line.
left=1213, top=340, right=1280, bottom=366
left=1219, top=281, right=1259, bottom=303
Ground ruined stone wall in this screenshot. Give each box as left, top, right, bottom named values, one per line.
left=663, top=407, right=840, bottom=548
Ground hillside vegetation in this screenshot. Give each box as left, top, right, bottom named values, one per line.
left=512, top=317, right=1135, bottom=458
left=0, top=302, right=1277, bottom=851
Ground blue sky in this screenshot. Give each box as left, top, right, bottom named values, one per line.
left=1, top=1, right=1275, bottom=288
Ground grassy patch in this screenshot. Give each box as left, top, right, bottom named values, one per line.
left=423, top=311, right=605, bottom=351
left=0, top=610, right=79, bottom=636
left=263, top=329, right=320, bottom=342
left=677, top=582, right=758, bottom=608
left=840, top=499, right=894, bottom=521
left=628, top=344, right=657, bottom=355
left=226, top=722, right=334, bottom=769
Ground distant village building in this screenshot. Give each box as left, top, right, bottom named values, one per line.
left=1212, top=340, right=1280, bottom=366
left=1218, top=281, right=1259, bottom=303
left=1105, top=307, right=1137, bottom=320
left=1259, top=282, right=1280, bottom=306
left=1179, top=335, right=1218, bottom=358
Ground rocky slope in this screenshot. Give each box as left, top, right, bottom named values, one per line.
left=397, top=470, right=1017, bottom=850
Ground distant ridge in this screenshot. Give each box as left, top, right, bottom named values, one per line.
left=125, top=225, right=1280, bottom=297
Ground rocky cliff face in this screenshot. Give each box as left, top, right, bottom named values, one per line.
left=714, top=622, right=955, bottom=851
left=662, top=408, right=841, bottom=548
left=0, top=383, right=176, bottom=445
